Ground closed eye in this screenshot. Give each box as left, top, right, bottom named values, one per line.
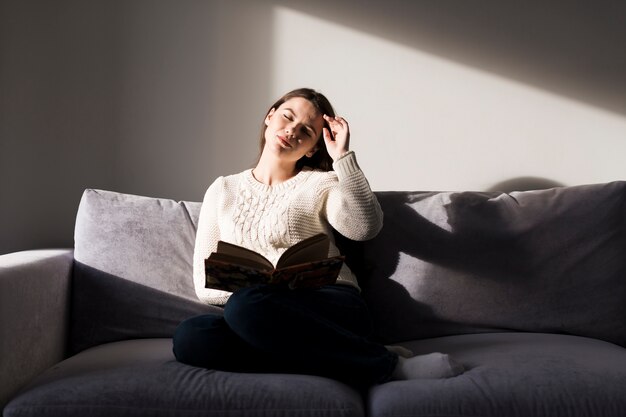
left=281, top=109, right=315, bottom=137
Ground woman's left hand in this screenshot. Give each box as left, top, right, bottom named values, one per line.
left=323, top=115, right=350, bottom=161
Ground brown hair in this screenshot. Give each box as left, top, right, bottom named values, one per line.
left=257, top=88, right=336, bottom=171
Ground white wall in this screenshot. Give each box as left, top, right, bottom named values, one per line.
left=269, top=4, right=626, bottom=191
left=1, top=0, right=625, bottom=253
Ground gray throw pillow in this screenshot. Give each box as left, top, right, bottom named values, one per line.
left=358, top=182, right=626, bottom=347
left=71, top=189, right=218, bottom=354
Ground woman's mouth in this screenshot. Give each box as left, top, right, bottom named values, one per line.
left=277, top=135, right=292, bottom=148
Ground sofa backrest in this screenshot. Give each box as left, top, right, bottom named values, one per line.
left=352, top=181, right=626, bottom=347
left=71, top=189, right=218, bottom=354
left=70, top=182, right=626, bottom=354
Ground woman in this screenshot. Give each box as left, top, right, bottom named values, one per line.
left=173, top=88, right=463, bottom=386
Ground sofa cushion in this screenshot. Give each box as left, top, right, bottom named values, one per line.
left=71, top=189, right=218, bottom=354
left=4, top=339, right=364, bottom=417
left=74, top=189, right=201, bottom=300
left=356, top=181, right=626, bottom=346
left=368, top=332, right=626, bottom=417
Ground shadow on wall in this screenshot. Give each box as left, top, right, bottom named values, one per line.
left=487, top=177, right=566, bottom=193
left=276, top=0, right=626, bottom=116
left=0, top=1, right=273, bottom=254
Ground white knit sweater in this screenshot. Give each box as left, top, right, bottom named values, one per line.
left=193, top=151, right=383, bottom=305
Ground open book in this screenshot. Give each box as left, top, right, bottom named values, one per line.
left=204, top=233, right=344, bottom=292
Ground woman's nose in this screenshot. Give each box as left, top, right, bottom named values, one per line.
left=285, top=124, right=296, bottom=136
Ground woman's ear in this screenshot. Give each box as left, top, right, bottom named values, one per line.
left=306, top=146, right=319, bottom=158
left=264, top=108, right=276, bottom=126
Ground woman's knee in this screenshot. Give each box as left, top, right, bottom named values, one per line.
left=172, top=314, right=227, bottom=367
left=172, top=315, right=205, bottom=364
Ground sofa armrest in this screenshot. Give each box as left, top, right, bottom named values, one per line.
left=0, top=249, right=73, bottom=408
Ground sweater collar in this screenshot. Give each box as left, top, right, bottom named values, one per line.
left=244, top=167, right=312, bottom=193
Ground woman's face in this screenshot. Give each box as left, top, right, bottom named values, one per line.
left=263, top=97, right=325, bottom=163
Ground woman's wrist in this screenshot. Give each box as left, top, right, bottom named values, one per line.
left=332, top=150, right=350, bottom=162
left=332, top=151, right=360, bottom=179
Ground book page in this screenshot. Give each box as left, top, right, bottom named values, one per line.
left=277, top=233, right=330, bottom=269
left=215, top=241, right=273, bottom=269
left=208, top=252, right=273, bottom=271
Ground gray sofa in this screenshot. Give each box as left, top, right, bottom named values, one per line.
left=2, top=182, right=626, bottom=417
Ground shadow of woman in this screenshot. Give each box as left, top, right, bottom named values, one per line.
left=335, top=188, right=541, bottom=344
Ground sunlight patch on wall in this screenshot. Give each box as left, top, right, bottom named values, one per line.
left=271, top=6, right=626, bottom=191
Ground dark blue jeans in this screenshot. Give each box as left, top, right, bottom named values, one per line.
left=173, top=284, right=397, bottom=386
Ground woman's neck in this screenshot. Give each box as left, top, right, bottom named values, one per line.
left=253, top=154, right=299, bottom=186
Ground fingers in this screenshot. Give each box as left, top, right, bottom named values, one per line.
left=323, top=115, right=349, bottom=143
left=322, top=114, right=350, bottom=161
left=323, top=114, right=348, bottom=130
left=323, top=127, right=332, bottom=142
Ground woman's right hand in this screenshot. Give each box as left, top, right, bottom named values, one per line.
left=323, top=114, right=350, bottom=161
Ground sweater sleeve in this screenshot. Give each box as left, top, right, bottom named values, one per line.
left=325, top=151, right=384, bottom=241
left=193, top=177, right=232, bottom=305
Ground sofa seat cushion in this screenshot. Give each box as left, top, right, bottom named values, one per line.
left=5, top=339, right=364, bottom=417
left=369, top=332, right=626, bottom=417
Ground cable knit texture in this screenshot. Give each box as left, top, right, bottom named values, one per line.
left=193, top=151, right=383, bottom=305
